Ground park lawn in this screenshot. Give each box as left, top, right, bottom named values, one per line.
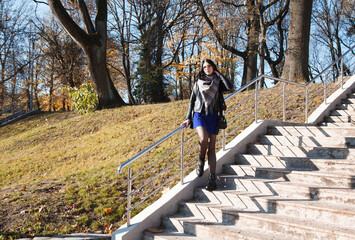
left=0, top=100, right=189, bottom=239
left=0, top=83, right=325, bottom=239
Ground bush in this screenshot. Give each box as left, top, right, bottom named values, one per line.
left=67, top=83, right=98, bottom=114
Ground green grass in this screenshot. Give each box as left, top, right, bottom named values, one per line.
left=0, top=82, right=334, bottom=239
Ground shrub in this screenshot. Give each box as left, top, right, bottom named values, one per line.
left=67, top=83, right=98, bottom=114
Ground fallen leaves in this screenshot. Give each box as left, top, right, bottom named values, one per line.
left=148, top=228, right=163, bottom=233
left=103, top=208, right=112, bottom=214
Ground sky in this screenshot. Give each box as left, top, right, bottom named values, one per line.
left=28, top=0, right=51, bottom=18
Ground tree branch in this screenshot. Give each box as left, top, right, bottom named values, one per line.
left=32, top=0, right=48, bottom=5
left=218, top=0, right=246, bottom=8
left=195, top=0, right=246, bottom=58
left=264, top=0, right=290, bottom=28
left=107, top=62, right=125, bottom=77
left=47, top=0, right=90, bottom=48
left=163, top=31, right=186, bottom=68
left=76, top=0, right=96, bottom=34
left=0, top=61, right=31, bottom=85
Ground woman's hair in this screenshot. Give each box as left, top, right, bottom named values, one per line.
left=197, top=59, right=218, bottom=79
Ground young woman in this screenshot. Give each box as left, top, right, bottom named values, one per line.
left=181, top=59, right=233, bottom=191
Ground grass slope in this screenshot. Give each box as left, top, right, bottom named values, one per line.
left=0, top=100, right=188, bottom=239
left=0, top=83, right=328, bottom=239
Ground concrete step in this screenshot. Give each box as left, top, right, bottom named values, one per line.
left=258, top=180, right=355, bottom=204
left=194, top=188, right=277, bottom=209
left=319, top=121, right=355, bottom=127
left=174, top=204, right=355, bottom=239
left=267, top=126, right=355, bottom=137
left=247, top=144, right=354, bottom=159
left=162, top=215, right=289, bottom=240
left=218, top=169, right=354, bottom=190
left=255, top=169, right=355, bottom=188
left=258, top=135, right=355, bottom=148
left=235, top=154, right=355, bottom=173
left=180, top=197, right=355, bottom=227
left=143, top=230, right=199, bottom=240
left=216, top=175, right=282, bottom=193
left=336, top=103, right=355, bottom=111
left=195, top=182, right=355, bottom=205
left=331, top=109, right=355, bottom=117
left=341, top=97, right=355, bottom=105
left=223, top=165, right=259, bottom=176
left=324, top=115, right=354, bottom=123
left=268, top=198, right=355, bottom=226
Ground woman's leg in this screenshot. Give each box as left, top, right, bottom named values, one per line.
left=207, top=133, right=217, bottom=174
left=196, top=126, right=209, bottom=160
left=206, top=133, right=217, bottom=191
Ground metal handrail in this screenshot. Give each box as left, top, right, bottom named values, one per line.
left=118, top=45, right=355, bottom=227
left=118, top=125, right=185, bottom=173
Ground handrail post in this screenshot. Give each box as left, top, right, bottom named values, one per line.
left=305, top=87, right=308, bottom=123
left=255, top=79, right=258, bottom=123
left=180, top=129, right=184, bottom=185
left=127, top=167, right=132, bottom=227
left=283, top=83, right=286, bottom=122
left=222, top=110, right=226, bottom=151
left=341, top=58, right=344, bottom=89
left=324, top=74, right=327, bottom=104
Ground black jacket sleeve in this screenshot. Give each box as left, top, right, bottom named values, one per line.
left=186, top=83, right=197, bottom=121
left=217, top=72, right=234, bottom=92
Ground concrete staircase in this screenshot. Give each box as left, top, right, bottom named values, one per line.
left=142, top=92, right=355, bottom=239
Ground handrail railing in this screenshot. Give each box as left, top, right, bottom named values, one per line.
left=118, top=45, right=355, bottom=227
left=0, top=96, right=37, bottom=125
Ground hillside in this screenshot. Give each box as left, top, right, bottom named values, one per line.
left=0, top=83, right=327, bottom=239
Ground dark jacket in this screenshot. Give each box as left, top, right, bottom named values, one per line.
left=186, top=72, right=234, bottom=122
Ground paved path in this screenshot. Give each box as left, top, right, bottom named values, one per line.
left=17, top=233, right=111, bottom=240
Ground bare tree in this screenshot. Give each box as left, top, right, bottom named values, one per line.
left=45, top=0, right=125, bottom=109
left=312, top=0, right=354, bottom=79
left=131, top=0, right=194, bottom=103
left=0, top=0, right=29, bottom=106
left=195, top=0, right=289, bottom=87
left=108, top=0, right=136, bottom=104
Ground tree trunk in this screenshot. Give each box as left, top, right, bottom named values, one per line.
left=84, top=45, right=125, bottom=108
left=244, top=0, right=260, bottom=88
left=282, top=0, right=313, bottom=83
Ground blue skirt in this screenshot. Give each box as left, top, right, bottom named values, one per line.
left=192, top=111, right=219, bottom=135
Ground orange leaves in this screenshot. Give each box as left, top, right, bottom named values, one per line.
left=103, top=208, right=112, bottom=214
left=22, top=186, right=26, bottom=191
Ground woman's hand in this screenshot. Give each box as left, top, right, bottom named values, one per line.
left=180, top=119, right=191, bottom=128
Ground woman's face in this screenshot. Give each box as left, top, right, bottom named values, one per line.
left=203, top=62, right=214, bottom=76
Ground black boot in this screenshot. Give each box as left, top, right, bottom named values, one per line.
left=206, top=173, right=217, bottom=191
left=196, top=158, right=205, bottom=177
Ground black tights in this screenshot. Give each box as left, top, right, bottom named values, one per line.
left=196, top=126, right=217, bottom=174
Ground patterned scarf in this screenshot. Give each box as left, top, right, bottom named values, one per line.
left=197, top=73, right=220, bottom=114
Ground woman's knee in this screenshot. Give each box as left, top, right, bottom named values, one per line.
left=199, top=136, right=208, bottom=146
left=207, top=144, right=216, bottom=154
